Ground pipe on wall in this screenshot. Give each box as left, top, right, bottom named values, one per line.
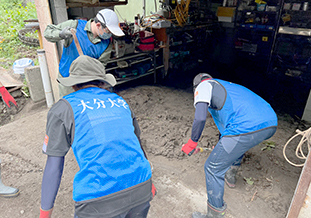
left=37, top=49, right=55, bottom=108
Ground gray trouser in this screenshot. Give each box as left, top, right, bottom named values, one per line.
left=74, top=201, right=150, bottom=218
left=205, top=127, right=277, bottom=208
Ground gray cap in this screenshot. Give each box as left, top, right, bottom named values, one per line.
left=57, top=55, right=117, bottom=87
left=193, top=73, right=212, bottom=87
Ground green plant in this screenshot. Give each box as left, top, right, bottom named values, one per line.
left=22, top=78, right=30, bottom=98
left=261, top=141, right=276, bottom=151
left=0, top=0, right=39, bottom=69
left=244, top=177, right=254, bottom=185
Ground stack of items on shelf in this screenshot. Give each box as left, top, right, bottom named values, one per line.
left=235, top=0, right=278, bottom=30
left=114, top=61, right=152, bottom=79
left=281, top=1, right=311, bottom=28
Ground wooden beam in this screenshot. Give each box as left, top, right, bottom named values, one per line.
left=66, top=0, right=128, bottom=8
left=286, top=151, right=311, bottom=218
left=34, top=0, right=60, bottom=100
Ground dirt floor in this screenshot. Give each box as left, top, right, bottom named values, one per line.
left=0, top=81, right=309, bottom=218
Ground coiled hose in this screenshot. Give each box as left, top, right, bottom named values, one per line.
left=283, top=128, right=311, bottom=167
left=174, top=0, right=191, bottom=26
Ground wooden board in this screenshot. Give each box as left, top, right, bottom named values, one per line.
left=0, top=67, right=23, bottom=88
left=286, top=151, right=311, bottom=218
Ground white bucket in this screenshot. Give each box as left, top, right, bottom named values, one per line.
left=13, top=58, right=34, bottom=75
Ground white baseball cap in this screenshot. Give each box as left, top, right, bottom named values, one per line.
left=96, top=9, right=125, bottom=37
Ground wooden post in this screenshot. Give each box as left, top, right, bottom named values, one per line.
left=34, top=0, right=60, bottom=101
left=286, top=151, right=311, bottom=218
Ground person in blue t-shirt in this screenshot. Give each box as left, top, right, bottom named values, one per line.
left=182, top=73, right=278, bottom=218
left=44, top=9, right=125, bottom=97
left=39, top=55, right=154, bottom=218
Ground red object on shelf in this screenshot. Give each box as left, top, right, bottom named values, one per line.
left=136, top=31, right=155, bottom=52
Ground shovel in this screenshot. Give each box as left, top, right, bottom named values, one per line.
left=70, top=28, right=84, bottom=56
left=188, top=146, right=214, bottom=156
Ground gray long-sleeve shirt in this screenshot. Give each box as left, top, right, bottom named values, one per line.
left=191, top=102, right=208, bottom=142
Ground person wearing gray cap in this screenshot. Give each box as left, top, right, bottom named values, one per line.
left=39, top=56, right=154, bottom=218
left=44, top=9, right=125, bottom=98
left=182, top=73, right=278, bottom=218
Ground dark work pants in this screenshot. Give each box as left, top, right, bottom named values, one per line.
left=204, top=127, right=277, bottom=208
left=74, top=201, right=150, bottom=218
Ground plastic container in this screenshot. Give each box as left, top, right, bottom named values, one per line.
left=13, top=58, right=34, bottom=75
left=292, top=3, right=301, bottom=10
left=136, top=31, right=155, bottom=52
left=266, top=25, right=274, bottom=31
left=257, top=4, right=266, bottom=11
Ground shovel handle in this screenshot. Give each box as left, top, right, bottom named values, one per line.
left=70, top=28, right=83, bottom=56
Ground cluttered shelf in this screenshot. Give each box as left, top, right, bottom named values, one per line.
left=107, top=53, right=151, bottom=64
left=267, top=29, right=311, bottom=84
left=236, top=23, right=276, bottom=30
left=167, top=22, right=215, bottom=32
left=65, top=0, right=128, bottom=8
left=278, top=26, right=311, bottom=35
left=116, top=65, right=164, bottom=85
left=106, top=48, right=164, bottom=85
left=279, top=1, right=311, bottom=29
left=237, top=10, right=278, bottom=14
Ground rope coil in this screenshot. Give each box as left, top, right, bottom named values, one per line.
left=283, top=127, right=311, bottom=167
left=174, top=0, right=191, bottom=26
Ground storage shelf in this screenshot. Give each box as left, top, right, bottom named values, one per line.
left=283, top=9, right=311, bottom=12
left=105, top=48, right=163, bottom=85
left=237, top=10, right=278, bottom=14
left=116, top=65, right=164, bottom=85
left=66, top=0, right=127, bottom=8
left=237, top=25, right=276, bottom=32
left=106, top=57, right=153, bottom=72
left=279, top=26, right=311, bottom=36
left=107, top=53, right=150, bottom=64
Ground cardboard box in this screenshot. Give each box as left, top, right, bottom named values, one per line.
left=217, top=7, right=235, bottom=22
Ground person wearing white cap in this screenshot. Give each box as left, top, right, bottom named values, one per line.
left=44, top=9, right=125, bottom=98
left=39, top=56, right=155, bottom=218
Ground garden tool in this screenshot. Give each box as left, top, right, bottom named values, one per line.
left=0, top=159, right=20, bottom=198
left=188, top=146, right=214, bottom=156
left=70, top=28, right=84, bottom=56
left=197, top=147, right=213, bottom=153
left=0, top=81, right=18, bottom=109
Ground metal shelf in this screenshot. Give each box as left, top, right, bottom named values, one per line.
left=116, top=65, right=164, bottom=85
left=107, top=53, right=149, bottom=64
left=105, top=49, right=163, bottom=85
left=66, top=0, right=127, bottom=8
left=278, top=26, right=311, bottom=36
left=106, top=57, right=153, bottom=72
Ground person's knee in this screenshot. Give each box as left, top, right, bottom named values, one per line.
left=204, top=161, right=217, bottom=177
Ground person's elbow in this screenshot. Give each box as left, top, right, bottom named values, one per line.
left=194, top=117, right=206, bottom=125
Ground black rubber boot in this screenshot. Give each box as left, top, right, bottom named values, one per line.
left=225, top=166, right=239, bottom=188
left=192, top=201, right=227, bottom=218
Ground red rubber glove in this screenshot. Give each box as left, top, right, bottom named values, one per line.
left=181, top=139, right=198, bottom=156
left=0, top=86, right=17, bottom=108
left=151, top=183, right=157, bottom=198
left=40, top=208, right=53, bottom=218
